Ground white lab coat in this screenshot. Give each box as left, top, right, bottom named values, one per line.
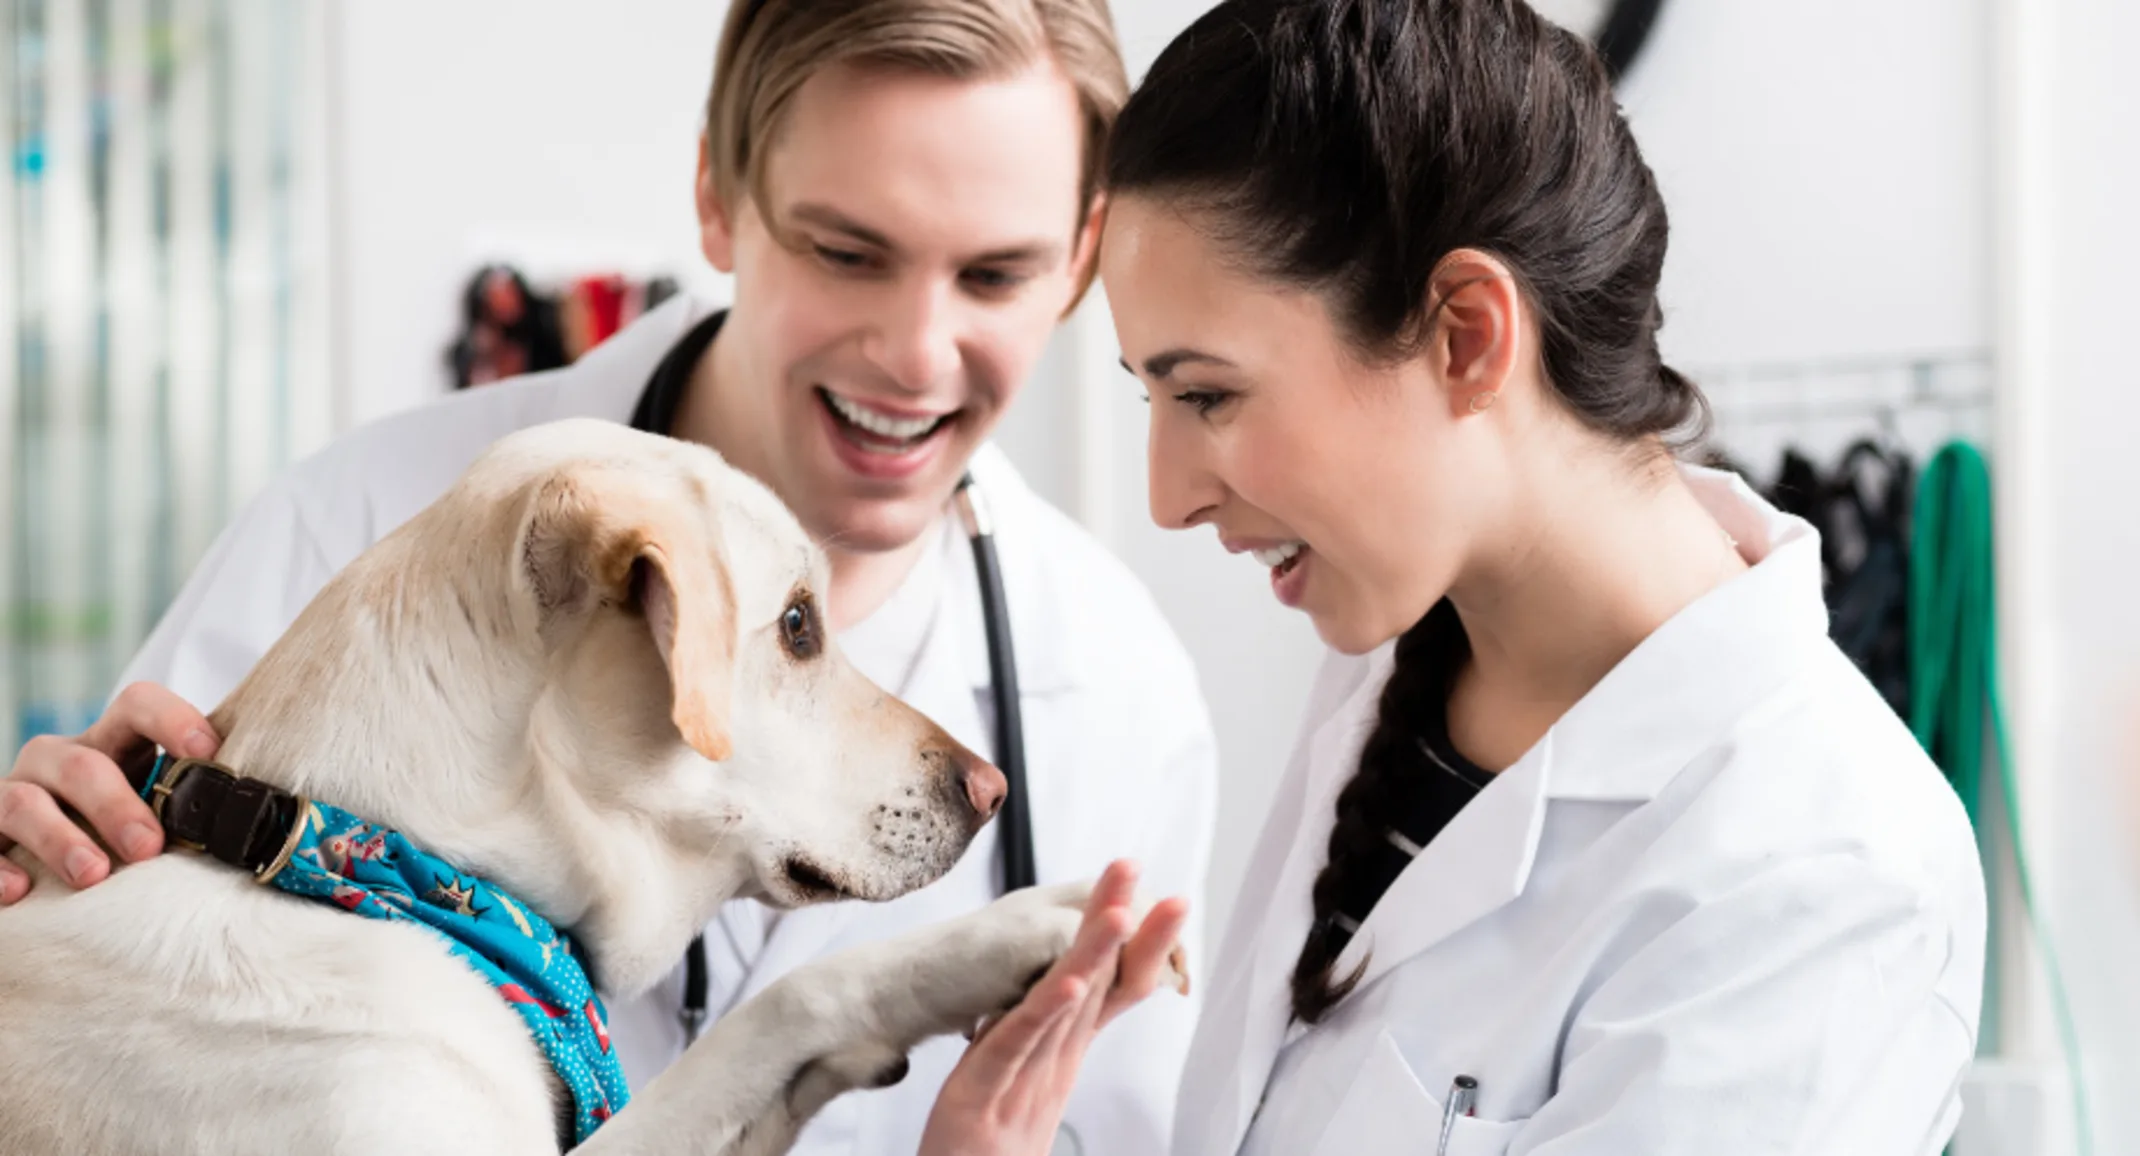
left=1174, top=468, right=1986, bottom=1156
left=120, top=293, right=1219, bottom=1156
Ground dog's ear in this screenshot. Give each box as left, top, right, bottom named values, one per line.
left=522, top=469, right=738, bottom=762
left=628, top=539, right=736, bottom=762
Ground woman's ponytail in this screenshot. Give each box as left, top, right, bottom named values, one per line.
left=1289, top=601, right=1463, bottom=1024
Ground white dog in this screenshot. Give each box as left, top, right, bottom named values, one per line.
left=0, top=419, right=1170, bottom=1154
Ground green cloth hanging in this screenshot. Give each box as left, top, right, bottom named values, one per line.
left=1907, top=441, right=2091, bottom=1155
left=1907, top=443, right=1990, bottom=825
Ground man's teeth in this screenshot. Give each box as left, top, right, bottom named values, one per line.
left=825, top=390, right=946, bottom=441
left=1253, top=542, right=1305, bottom=569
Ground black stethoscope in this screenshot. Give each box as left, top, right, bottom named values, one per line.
left=629, top=311, right=1035, bottom=1042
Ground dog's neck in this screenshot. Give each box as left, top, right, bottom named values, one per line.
left=202, top=534, right=744, bottom=998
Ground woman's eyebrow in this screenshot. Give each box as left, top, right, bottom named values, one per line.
left=1120, top=349, right=1236, bottom=378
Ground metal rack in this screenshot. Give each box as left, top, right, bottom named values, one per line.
left=1691, top=350, right=1996, bottom=480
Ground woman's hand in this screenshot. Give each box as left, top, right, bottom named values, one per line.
left=919, top=859, right=1191, bottom=1156
left=0, top=683, right=215, bottom=902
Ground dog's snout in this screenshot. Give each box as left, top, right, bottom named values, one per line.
left=955, top=751, right=1007, bottom=822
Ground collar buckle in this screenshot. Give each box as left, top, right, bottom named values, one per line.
left=253, top=795, right=310, bottom=886
left=146, top=756, right=310, bottom=881
left=147, top=757, right=210, bottom=852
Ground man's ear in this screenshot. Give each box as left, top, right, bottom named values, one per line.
left=1061, top=193, right=1109, bottom=318
left=696, top=136, right=738, bottom=274
left=522, top=469, right=738, bottom=762
left=1426, top=249, right=1525, bottom=415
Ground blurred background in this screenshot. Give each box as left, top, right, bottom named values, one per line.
left=3, top=1, right=2136, bottom=1151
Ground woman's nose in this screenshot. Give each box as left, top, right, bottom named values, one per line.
left=1147, top=410, right=1223, bottom=530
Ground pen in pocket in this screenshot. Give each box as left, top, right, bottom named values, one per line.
left=1436, top=1074, right=1478, bottom=1156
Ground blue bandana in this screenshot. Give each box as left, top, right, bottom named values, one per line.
left=138, top=757, right=630, bottom=1144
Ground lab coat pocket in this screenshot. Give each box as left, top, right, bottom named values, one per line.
left=1311, top=1031, right=1524, bottom=1156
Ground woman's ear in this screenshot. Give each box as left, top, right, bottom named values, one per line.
left=1426, top=249, right=1524, bottom=415
left=696, top=137, right=738, bottom=274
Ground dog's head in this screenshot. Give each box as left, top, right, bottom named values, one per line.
left=447, top=419, right=1002, bottom=981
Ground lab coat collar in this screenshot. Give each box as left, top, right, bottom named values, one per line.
left=1305, top=466, right=1834, bottom=1035
left=1539, top=465, right=1830, bottom=803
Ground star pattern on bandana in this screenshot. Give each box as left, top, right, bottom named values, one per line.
left=426, top=875, right=490, bottom=919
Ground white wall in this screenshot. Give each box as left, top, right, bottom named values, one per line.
left=2036, top=0, right=2140, bottom=1146
left=1621, top=0, right=1994, bottom=369
left=327, top=0, right=731, bottom=427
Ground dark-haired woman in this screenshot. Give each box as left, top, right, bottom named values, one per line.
left=919, top=0, right=1986, bottom=1153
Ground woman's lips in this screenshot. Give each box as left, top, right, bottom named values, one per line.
left=1271, top=546, right=1311, bottom=608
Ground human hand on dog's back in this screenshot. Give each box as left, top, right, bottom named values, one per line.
left=0, top=682, right=216, bottom=903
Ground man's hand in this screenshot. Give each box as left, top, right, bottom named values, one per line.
left=0, top=683, right=216, bottom=903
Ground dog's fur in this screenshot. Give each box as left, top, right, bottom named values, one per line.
left=0, top=420, right=1137, bottom=1155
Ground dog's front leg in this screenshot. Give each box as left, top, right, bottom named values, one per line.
left=569, top=970, right=904, bottom=1156
left=576, top=882, right=1119, bottom=1156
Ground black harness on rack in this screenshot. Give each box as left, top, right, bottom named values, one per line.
left=1764, top=438, right=1916, bottom=720
left=628, top=310, right=1036, bottom=1043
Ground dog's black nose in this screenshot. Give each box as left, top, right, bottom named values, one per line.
left=955, top=752, right=1007, bottom=821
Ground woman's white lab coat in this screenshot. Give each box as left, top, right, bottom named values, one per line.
left=117, top=293, right=1219, bottom=1156
left=1174, top=468, right=1986, bottom=1156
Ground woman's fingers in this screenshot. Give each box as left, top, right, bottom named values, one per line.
left=1021, top=897, right=1155, bottom=1119
left=1024, top=973, right=1092, bottom=1066
left=1102, top=896, right=1192, bottom=1026
left=969, top=970, right=1089, bottom=1101
left=1022, top=972, right=1105, bottom=1111
left=920, top=972, right=1090, bottom=1154
left=1033, top=860, right=1192, bottom=1031
left=1022, top=861, right=1153, bottom=1080
left=1085, top=858, right=1140, bottom=918
left=915, top=861, right=1171, bottom=1156
left=966, top=869, right=1138, bottom=1081
left=1058, top=939, right=1120, bottom=1071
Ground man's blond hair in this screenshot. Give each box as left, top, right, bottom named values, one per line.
left=706, top=0, right=1127, bottom=233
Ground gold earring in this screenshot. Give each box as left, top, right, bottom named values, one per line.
left=1468, top=392, right=1497, bottom=414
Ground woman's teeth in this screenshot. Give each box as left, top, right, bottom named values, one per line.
left=1253, top=542, right=1305, bottom=570
left=822, top=389, right=948, bottom=443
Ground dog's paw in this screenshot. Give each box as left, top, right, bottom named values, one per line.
left=785, top=1039, right=911, bottom=1117
left=983, top=881, right=1191, bottom=997
left=884, top=878, right=1190, bottom=1047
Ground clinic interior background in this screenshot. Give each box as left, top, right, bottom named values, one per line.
left=4, top=0, right=2138, bottom=1152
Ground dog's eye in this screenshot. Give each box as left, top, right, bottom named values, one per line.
left=780, top=599, right=822, bottom=660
